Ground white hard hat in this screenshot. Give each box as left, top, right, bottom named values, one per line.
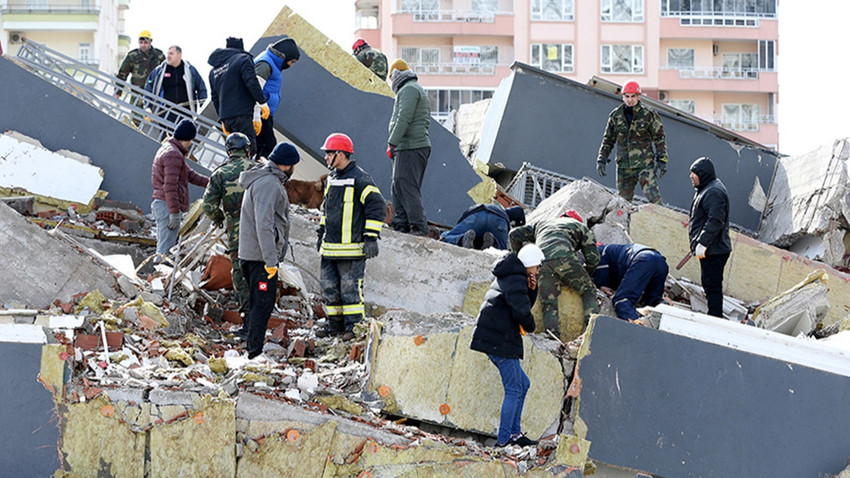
left=517, top=244, right=545, bottom=268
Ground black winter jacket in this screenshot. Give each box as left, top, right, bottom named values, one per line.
left=470, top=253, right=537, bottom=359
left=207, top=48, right=266, bottom=120
left=688, top=157, right=732, bottom=256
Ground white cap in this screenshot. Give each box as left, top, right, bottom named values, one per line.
left=517, top=244, right=544, bottom=268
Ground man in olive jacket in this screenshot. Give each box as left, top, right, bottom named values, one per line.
left=387, top=59, right=431, bottom=236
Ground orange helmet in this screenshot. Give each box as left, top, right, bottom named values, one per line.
left=352, top=38, right=367, bottom=53
left=622, top=80, right=641, bottom=95
left=321, top=133, right=354, bottom=153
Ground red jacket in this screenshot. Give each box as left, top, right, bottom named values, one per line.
left=151, top=139, right=209, bottom=213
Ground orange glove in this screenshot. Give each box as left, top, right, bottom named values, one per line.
left=253, top=120, right=262, bottom=136
left=221, top=123, right=230, bottom=135
left=264, top=266, right=278, bottom=279
left=519, top=325, right=527, bottom=336
left=259, top=103, right=270, bottom=120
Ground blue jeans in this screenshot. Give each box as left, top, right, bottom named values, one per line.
left=441, top=211, right=509, bottom=250
left=488, top=354, right=530, bottom=445
left=151, top=199, right=180, bottom=256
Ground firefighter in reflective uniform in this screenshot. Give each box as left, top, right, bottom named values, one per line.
left=316, top=133, right=387, bottom=340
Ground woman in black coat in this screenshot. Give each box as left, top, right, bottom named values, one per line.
left=470, top=244, right=544, bottom=447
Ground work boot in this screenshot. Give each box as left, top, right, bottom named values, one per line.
left=481, top=231, right=496, bottom=249
left=316, top=328, right=341, bottom=338
left=461, top=229, right=476, bottom=248
left=342, top=331, right=356, bottom=341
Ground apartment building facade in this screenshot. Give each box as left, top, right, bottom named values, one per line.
left=355, top=0, right=778, bottom=148
left=1, top=0, right=130, bottom=75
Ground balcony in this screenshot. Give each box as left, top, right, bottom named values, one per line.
left=659, top=66, right=777, bottom=92
left=660, top=15, right=777, bottom=39
left=0, top=2, right=100, bottom=14
left=401, top=45, right=513, bottom=76
left=392, top=7, right=514, bottom=36
left=713, top=114, right=775, bottom=131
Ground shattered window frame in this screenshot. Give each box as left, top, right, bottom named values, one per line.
left=721, top=102, right=761, bottom=131
left=600, top=44, right=644, bottom=74
left=530, top=43, right=574, bottom=73
left=426, top=88, right=495, bottom=119
left=601, top=0, right=644, bottom=22
left=667, top=47, right=694, bottom=69
left=531, top=0, right=575, bottom=21
left=668, top=99, right=696, bottom=114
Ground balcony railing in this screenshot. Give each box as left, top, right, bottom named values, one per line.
left=661, top=9, right=776, bottom=19
left=0, top=2, right=101, bottom=14
left=713, top=115, right=776, bottom=132
left=403, top=45, right=513, bottom=75
left=411, top=62, right=497, bottom=75
left=662, top=66, right=775, bottom=80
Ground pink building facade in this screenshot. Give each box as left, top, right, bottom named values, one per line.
left=355, top=0, right=779, bottom=148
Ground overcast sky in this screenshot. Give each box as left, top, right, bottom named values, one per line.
left=125, top=0, right=848, bottom=157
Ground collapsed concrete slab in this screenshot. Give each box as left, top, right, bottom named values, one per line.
left=477, top=63, right=778, bottom=233
left=367, top=311, right=564, bottom=441
left=752, top=270, right=830, bottom=336
left=631, top=203, right=850, bottom=326
left=0, top=201, right=125, bottom=308
left=573, top=314, right=850, bottom=477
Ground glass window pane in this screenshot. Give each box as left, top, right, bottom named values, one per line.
left=531, top=44, right=541, bottom=66
left=668, top=48, right=694, bottom=68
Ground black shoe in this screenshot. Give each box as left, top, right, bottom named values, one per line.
left=316, top=328, right=341, bottom=338
left=235, top=327, right=248, bottom=340
left=509, top=434, right=537, bottom=447
left=342, top=331, right=355, bottom=341
left=461, top=229, right=476, bottom=248
left=481, top=231, right=496, bottom=249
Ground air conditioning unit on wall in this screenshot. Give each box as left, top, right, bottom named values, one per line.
left=10, top=32, right=24, bottom=44
left=659, top=91, right=668, bottom=101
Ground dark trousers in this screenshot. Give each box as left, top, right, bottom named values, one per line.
left=319, top=258, right=366, bottom=332
left=612, top=250, right=669, bottom=321
left=255, top=115, right=276, bottom=159
left=240, top=260, right=277, bottom=358
left=391, top=147, right=430, bottom=235
left=222, top=115, right=257, bottom=159
left=699, top=253, right=729, bottom=318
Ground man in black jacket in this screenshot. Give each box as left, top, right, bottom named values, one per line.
left=688, top=156, right=732, bottom=318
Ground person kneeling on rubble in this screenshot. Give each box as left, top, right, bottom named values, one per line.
left=316, top=133, right=386, bottom=341
left=440, top=204, right=526, bottom=250
left=238, top=142, right=299, bottom=360
left=470, top=244, right=543, bottom=448
left=592, top=243, right=669, bottom=322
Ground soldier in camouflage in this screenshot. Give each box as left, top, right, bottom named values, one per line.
left=596, top=80, right=668, bottom=204
left=116, top=30, right=165, bottom=92
left=509, top=210, right=600, bottom=336
left=352, top=38, right=388, bottom=81
left=202, top=133, right=255, bottom=329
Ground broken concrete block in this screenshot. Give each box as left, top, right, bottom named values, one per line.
left=368, top=311, right=563, bottom=440
left=591, top=221, right=632, bottom=246
left=0, top=195, right=34, bottom=215
left=527, top=178, right=630, bottom=228
left=753, top=270, right=830, bottom=336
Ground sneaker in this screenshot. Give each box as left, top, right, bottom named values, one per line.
left=509, top=434, right=537, bottom=447
left=481, top=231, right=496, bottom=249
left=461, top=229, right=476, bottom=248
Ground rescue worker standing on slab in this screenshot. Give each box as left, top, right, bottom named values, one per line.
left=597, top=80, right=668, bottom=204
left=202, top=133, right=255, bottom=334
left=238, top=142, right=300, bottom=360
left=254, top=37, right=300, bottom=159
left=592, top=243, right=669, bottom=322
left=352, top=38, right=388, bottom=81
left=688, top=156, right=732, bottom=318
left=387, top=59, right=431, bottom=236
left=509, top=210, right=599, bottom=337
left=316, top=133, right=387, bottom=341
left=116, top=30, right=165, bottom=94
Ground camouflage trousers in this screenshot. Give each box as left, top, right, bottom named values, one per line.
left=616, top=165, right=662, bottom=204
left=228, top=248, right=250, bottom=314
left=538, top=253, right=599, bottom=335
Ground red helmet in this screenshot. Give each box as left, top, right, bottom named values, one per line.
left=321, top=133, right=354, bottom=154
left=352, top=38, right=367, bottom=53
left=621, top=80, right=641, bottom=95
left=560, top=209, right=583, bottom=223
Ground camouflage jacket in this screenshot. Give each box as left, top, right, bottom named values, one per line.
left=509, top=217, right=600, bottom=274
left=117, top=47, right=165, bottom=87
left=355, top=46, right=388, bottom=81
left=597, top=101, right=667, bottom=170
left=202, top=151, right=254, bottom=247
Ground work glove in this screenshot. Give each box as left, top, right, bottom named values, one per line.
left=316, top=227, right=325, bottom=252
left=253, top=104, right=263, bottom=135
left=259, top=103, right=270, bottom=120
left=695, top=243, right=707, bottom=259
left=363, top=237, right=379, bottom=259
left=655, top=158, right=668, bottom=178
left=264, top=266, right=278, bottom=279
left=210, top=211, right=225, bottom=229
left=387, top=145, right=395, bottom=160
left=221, top=123, right=230, bottom=135
left=596, top=158, right=608, bottom=177
left=167, top=213, right=181, bottom=230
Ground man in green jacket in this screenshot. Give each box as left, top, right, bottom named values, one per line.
left=116, top=30, right=165, bottom=93
left=596, top=80, right=668, bottom=204
left=387, top=59, right=431, bottom=236
left=352, top=38, right=388, bottom=81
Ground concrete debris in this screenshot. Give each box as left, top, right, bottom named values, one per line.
left=448, top=98, right=491, bottom=161
left=752, top=270, right=830, bottom=336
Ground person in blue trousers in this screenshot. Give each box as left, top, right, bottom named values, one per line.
left=592, top=243, right=669, bottom=321
left=440, top=204, right=525, bottom=250
left=470, top=244, right=544, bottom=448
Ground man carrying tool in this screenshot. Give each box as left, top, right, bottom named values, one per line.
left=202, top=133, right=255, bottom=334
left=316, top=133, right=386, bottom=341
left=592, top=243, right=669, bottom=322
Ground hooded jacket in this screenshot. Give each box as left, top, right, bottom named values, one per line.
left=208, top=48, right=266, bottom=120
left=151, top=139, right=209, bottom=213
left=145, top=60, right=207, bottom=112
left=254, top=38, right=298, bottom=117
left=688, top=157, right=732, bottom=256
left=237, top=161, right=291, bottom=267
left=388, top=70, right=431, bottom=151
left=470, top=253, right=537, bottom=359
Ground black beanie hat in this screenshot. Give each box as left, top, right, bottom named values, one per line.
left=173, top=120, right=196, bottom=141
left=272, top=38, right=300, bottom=62
left=268, top=142, right=300, bottom=166
left=506, top=206, right=526, bottom=227
left=226, top=37, right=244, bottom=50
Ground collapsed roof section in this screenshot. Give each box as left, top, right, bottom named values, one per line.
left=476, top=62, right=779, bottom=233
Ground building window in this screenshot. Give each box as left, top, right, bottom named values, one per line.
left=472, top=0, right=498, bottom=12
left=660, top=0, right=776, bottom=18
left=401, top=0, right=438, bottom=13
left=722, top=103, right=761, bottom=131
left=667, top=48, right=694, bottom=68
left=721, top=52, right=758, bottom=78
left=79, top=43, right=91, bottom=63
left=356, top=8, right=379, bottom=29
left=601, top=44, right=643, bottom=74
left=758, top=40, right=775, bottom=71
left=531, top=0, right=575, bottom=21
left=601, top=0, right=644, bottom=22
left=530, top=44, right=574, bottom=73
left=427, top=89, right=495, bottom=120
left=401, top=47, right=440, bottom=65
left=668, top=99, right=695, bottom=115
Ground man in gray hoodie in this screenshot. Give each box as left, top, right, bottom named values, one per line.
left=238, top=142, right=300, bottom=360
